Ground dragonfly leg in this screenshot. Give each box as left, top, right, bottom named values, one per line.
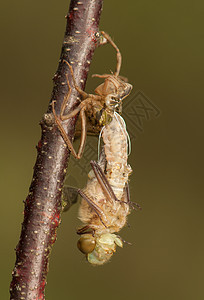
left=90, top=161, right=140, bottom=210
left=123, top=183, right=142, bottom=210
left=78, top=189, right=108, bottom=228
left=90, top=160, right=118, bottom=203
left=77, top=225, right=95, bottom=236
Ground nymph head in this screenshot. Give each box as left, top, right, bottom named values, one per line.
left=104, top=81, right=133, bottom=114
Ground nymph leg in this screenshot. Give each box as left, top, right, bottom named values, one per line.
left=52, top=101, right=87, bottom=159
left=63, top=60, right=89, bottom=99
left=63, top=60, right=102, bottom=102
left=52, top=59, right=103, bottom=158
left=101, top=31, right=122, bottom=76
left=60, top=73, right=72, bottom=119
left=92, top=74, right=125, bottom=93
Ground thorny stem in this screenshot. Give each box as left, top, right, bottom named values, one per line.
left=10, top=0, right=103, bottom=299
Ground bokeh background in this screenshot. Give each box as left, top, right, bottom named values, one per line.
left=1, top=0, right=203, bottom=299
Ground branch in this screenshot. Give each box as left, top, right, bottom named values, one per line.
left=10, top=1, right=103, bottom=299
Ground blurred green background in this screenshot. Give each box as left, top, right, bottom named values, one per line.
left=1, top=0, right=203, bottom=299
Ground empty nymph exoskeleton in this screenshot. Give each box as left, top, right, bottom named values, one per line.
left=52, top=31, right=132, bottom=159
left=77, top=113, right=135, bottom=265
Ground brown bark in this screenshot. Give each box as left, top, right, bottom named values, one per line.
left=10, top=0, right=103, bottom=299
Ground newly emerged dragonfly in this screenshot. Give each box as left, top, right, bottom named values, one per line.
left=76, top=114, right=139, bottom=265
left=52, top=31, right=132, bottom=159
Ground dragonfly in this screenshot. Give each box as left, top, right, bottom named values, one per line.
left=76, top=113, right=140, bottom=265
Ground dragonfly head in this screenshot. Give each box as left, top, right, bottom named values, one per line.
left=78, top=233, right=123, bottom=265
left=77, top=234, right=96, bottom=255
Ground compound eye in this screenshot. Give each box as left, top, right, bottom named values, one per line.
left=77, top=235, right=96, bottom=254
